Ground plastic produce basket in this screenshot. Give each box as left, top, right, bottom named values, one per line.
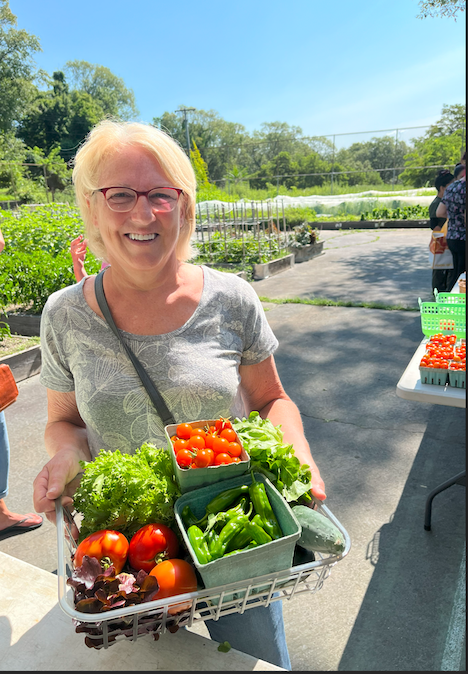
left=174, top=473, right=300, bottom=598
left=433, top=290, right=466, bottom=305
left=448, top=367, right=466, bottom=389
left=55, top=497, right=350, bottom=650
left=418, top=298, right=466, bottom=339
left=419, top=366, right=449, bottom=386
left=165, top=419, right=250, bottom=493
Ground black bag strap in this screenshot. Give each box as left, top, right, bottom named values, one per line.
left=94, top=269, right=176, bottom=426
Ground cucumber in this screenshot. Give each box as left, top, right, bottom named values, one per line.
left=292, top=505, right=346, bottom=555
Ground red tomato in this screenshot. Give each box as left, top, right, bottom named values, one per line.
left=226, top=441, right=242, bottom=458
left=188, top=435, right=206, bottom=450
left=194, top=448, right=215, bottom=468
left=214, top=452, right=233, bottom=465
left=73, top=529, right=129, bottom=574
left=128, top=523, right=179, bottom=573
left=204, top=433, right=216, bottom=449
left=220, top=428, right=237, bottom=443
left=215, top=417, right=232, bottom=432
left=176, top=423, right=193, bottom=440
left=208, top=425, right=217, bottom=435
left=213, top=436, right=229, bottom=454
left=149, top=559, right=198, bottom=614
left=176, top=448, right=193, bottom=468
left=170, top=435, right=178, bottom=444
left=190, top=427, right=206, bottom=439
left=173, top=438, right=189, bottom=453
left=231, top=457, right=241, bottom=463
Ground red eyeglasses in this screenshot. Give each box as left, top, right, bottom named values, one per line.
left=96, top=186, right=184, bottom=213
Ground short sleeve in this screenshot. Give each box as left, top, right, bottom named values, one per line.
left=239, top=282, right=279, bottom=365
left=39, top=296, right=75, bottom=392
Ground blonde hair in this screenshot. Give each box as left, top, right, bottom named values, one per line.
left=72, top=120, right=197, bottom=261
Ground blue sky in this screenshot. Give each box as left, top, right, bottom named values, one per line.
left=11, top=0, right=466, bottom=147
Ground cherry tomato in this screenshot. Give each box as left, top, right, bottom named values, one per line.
left=208, top=425, right=217, bottom=435
left=213, top=436, right=230, bottom=454
left=214, top=452, right=233, bottom=465
left=128, top=523, right=179, bottom=573
left=170, top=435, right=178, bottom=444
left=176, top=423, right=193, bottom=440
left=173, top=438, right=189, bottom=453
left=176, top=448, right=193, bottom=468
left=215, top=417, right=232, bottom=432
left=190, top=427, right=206, bottom=439
left=220, top=428, right=237, bottom=443
left=73, top=529, right=129, bottom=574
left=231, top=457, right=241, bottom=463
left=226, top=441, right=242, bottom=458
left=149, top=559, right=198, bottom=614
left=194, top=448, right=215, bottom=468
left=204, top=433, right=216, bottom=449
left=188, top=434, right=206, bottom=450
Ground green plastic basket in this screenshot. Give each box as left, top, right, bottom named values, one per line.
left=174, top=473, right=301, bottom=599
left=434, top=290, right=466, bottom=305
left=418, top=298, right=466, bottom=339
left=165, top=419, right=250, bottom=493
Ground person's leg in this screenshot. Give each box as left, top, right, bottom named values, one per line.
left=446, top=239, right=466, bottom=289
left=204, top=599, right=292, bottom=670
left=432, top=269, right=449, bottom=294
left=0, top=411, right=10, bottom=500
left=0, top=411, right=43, bottom=534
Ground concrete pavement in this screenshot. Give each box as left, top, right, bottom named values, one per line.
left=1, top=227, right=465, bottom=670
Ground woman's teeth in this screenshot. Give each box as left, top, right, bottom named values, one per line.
left=127, top=233, right=156, bottom=241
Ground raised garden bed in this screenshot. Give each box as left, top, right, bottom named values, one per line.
left=0, top=343, right=41, bottom=382
left=1, top=313, right=41, bottom=337
left=288, top=241, right=324, bottom=263
left=252, top=253, right=295, bottom=280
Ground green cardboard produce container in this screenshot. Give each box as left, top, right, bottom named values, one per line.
left=174, top=472, right=301, bottom=598
left=165, top=419, right=250, bottom=493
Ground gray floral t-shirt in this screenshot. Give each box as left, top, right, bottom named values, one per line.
left=40, top=266, right=278, bottom=458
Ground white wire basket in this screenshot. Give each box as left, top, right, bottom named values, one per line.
left=55, top=499, right=351, bottom=650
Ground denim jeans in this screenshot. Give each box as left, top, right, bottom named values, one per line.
left=0, top=411, right=10, bottom=499
left=203, top=598, right=292, bottom=670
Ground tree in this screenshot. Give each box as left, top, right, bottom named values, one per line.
left=190, top=141, right=210, bottom=187
left=17, top=71, right=105, bottom=156
left=0, top=0, right=42, bottom=131
left=417, top=0, right=465, bottom=20
left=338, top=136, right=410, bottom=183
left=399, top=104, right=466, bottom=187
left=64, top=60, right=138, bottom=120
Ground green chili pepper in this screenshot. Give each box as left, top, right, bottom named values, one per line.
left=211, top=513, right=250, bottom=559
left=187, top=525, right=211, bottom=564
left=224, top=541, right=259, bottom=556
left=243, top=519, right=272, bottom=546
left=181, top=505, right=200, bottom=528
left=225, top=527, right=253, bottom=553
left=249, top=471, right=283, bottom=540
left=204, top=527, right=219, bottom=557
left=198, top=485, right=250, bottom=528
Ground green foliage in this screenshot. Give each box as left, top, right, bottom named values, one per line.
left=399, top=104, right=465, bottom=187
left=63, top=60, right=139, bottom=121
left=360, top=204, right=429, bottom=220
left=190, top=140, right=210, bottom=187
left=0, top=1, right=42, bottom=132
left=0, top=203, right=101, bottom=312
left=289, top=223, right=319, bottom=248
left=194, top=230, right=288, bottom=265
left=417, top=0, right=465, bottom=19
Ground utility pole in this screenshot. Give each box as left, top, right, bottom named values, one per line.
left=175, top=107, right=195, bottom=156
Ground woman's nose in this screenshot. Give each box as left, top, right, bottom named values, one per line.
left=130, top=194, right=156, bottom=222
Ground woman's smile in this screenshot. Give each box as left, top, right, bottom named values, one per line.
left=126, top=232, right=158, bottom=242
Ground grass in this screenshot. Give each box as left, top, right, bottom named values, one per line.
left=0, top=335, right=40, bottom=357
left=258, top=296, right=418, bottom=311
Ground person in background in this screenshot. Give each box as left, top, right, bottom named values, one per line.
left=0, top=227, right=43, bottom=541
left=429, top=169, right=454, bottom=294
left=33, top=120, right=327, bottom=669
left=70, top=234, right=109, bottom=283
left=436, top=161, right=466, bottom=289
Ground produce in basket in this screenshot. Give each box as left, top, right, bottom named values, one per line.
left=128, top=523, right=180, bottom=573
left=170, top=417, right=244, bottom=469
left=292, top=505, right=346, bottom=555
left=149, top=559, right=198, bottom=614
left=73, top=444, right=181, bottom=541
left=73, top=529, right=129, bottom=574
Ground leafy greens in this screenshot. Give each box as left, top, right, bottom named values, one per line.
left=232, top=411, right=312, bottom=503
left=73, top=443, right=181, bottom=542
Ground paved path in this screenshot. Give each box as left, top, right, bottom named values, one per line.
left=1, top=228, right=465, bottom=671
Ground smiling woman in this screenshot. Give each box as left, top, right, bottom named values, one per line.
left=32, top=119, right=327, bottom=669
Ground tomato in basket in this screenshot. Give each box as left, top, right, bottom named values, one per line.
left=73, top=529, right=129, bottom=574
left=128, top=523, right=179, bottom=573
left=149, top=558, right=198, bottom=614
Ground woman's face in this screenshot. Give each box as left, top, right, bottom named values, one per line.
left=91, top=145, right=184, bottom=274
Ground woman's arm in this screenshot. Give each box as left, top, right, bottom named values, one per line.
left=239, top=355, right=327, bottom=500
left=70, top=235, right=89, bottom=282
left=436, top=202, right=448, bottom=219
left=33, top=389, right=91, bottom=524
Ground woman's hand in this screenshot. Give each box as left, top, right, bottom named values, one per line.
left=70, top=234, right=89, bottom=282
left=33, top=449, right=83, bottom=526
